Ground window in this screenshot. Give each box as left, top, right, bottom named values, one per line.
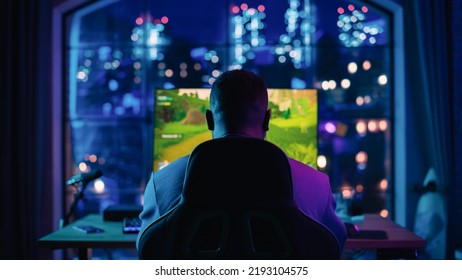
left=64, top=0, right=393, bottom=232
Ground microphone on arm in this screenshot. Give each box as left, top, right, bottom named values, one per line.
left=66, top=170, right=103, bottom=185
left=61, top=169, right=104, bottom=227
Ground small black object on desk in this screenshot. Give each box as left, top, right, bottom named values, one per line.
left=344, top=221, right=388, bottom=239
left=345, top=222, right=360, bottom=237
left=103, top=204, right=143, bottom=221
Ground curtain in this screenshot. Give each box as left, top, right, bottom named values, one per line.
left=403, top=0, right=453, bottom=259
left=1, top=0, right=53, bottom=259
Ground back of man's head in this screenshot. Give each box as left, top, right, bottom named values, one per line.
left=210, top=69, right=268, bottom=133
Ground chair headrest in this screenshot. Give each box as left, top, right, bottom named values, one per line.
left=182, top=138, right=294, bottom=207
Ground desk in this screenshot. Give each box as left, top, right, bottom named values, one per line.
left=39, top=213, right=425, bottom=260
left=38, top=214, right=137, bottom=259
left=344, top=214, right=425, bottom=259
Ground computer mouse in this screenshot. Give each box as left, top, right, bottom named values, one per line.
left=344, top=222, right=360, bottom=237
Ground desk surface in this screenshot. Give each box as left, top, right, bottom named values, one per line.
left=39, top=213, right=424, bottom=251
left=344, top=214, right=425, bottom=249
left=38, top=214, right=137, bottom=249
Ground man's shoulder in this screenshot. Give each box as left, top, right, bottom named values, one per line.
left=287, top=157, right=328, bottom=180
left=155, top=155, right=190, bottom=174
left=151, top=155, right=191, bottom=188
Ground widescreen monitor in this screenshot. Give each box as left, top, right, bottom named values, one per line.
left=153, top=88, right=318, bottom=171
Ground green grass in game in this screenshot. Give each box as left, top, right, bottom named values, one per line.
left=153, top=88, right=317, bottom=170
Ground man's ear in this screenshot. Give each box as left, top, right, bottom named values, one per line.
left=263, top=109, right=271, bottom=131
left=206, top=109, right=214, bottom=130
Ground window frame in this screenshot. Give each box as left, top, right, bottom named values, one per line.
left=52, top=0, right=406, bottom=227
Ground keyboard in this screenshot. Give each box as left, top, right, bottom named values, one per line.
left=122, top=217, right=141, bottom=234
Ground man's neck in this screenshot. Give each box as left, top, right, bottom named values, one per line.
left=221, top=133, right=253, bottom=138
left=213, top=129, right=265, bottom=139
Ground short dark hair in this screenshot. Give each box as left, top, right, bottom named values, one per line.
left=210, top=69, right=268, bottom=129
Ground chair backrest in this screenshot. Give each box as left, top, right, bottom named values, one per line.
left=137, top=137, right=340, bottom=259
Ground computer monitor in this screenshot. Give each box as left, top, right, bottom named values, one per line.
left=153, top=88, right=318, bottom=170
